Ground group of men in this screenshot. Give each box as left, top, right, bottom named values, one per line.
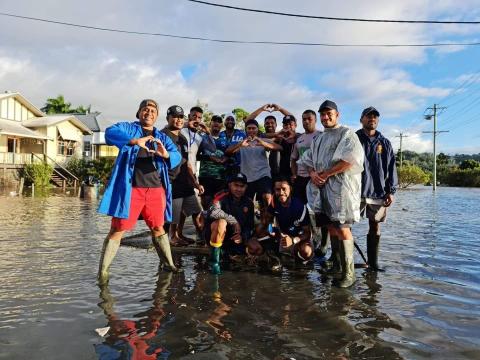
left=97, top=98, right=397, bottom=288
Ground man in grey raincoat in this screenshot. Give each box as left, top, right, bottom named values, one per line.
left=298, top=100, right=364, bottom=287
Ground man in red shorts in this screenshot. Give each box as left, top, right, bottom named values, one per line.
left=97, top=99, right=182, bottom=284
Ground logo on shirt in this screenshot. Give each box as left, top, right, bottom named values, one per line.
left=376, top=144, right=383, bottom=154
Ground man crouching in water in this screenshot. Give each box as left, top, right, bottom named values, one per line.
left=247, top=177, right=314, bottom=271
left=97, top=99, right=182, bottom=284
left=204, top=173, right=254, bottom=274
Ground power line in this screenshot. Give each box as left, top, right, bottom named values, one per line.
left=186, top=0, right=480, bottom=24
left=438, top=69, right=480, bottom=106
left=1, top=11, right=480, bottom=47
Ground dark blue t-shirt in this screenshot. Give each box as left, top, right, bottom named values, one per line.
left=268, top=197, right=310, bottom=237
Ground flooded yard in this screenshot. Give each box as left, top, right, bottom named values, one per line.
left=0, top=187, right=479, bottom=359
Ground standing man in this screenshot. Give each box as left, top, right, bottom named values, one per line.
left=204, top=173, right=255, bottom=274
left=278, top=115, right=300, bottom=177
left=177, top=106, right=215, bottom=243
left=225, top=119, right=282, bottom=210
left=298, top=100, right=364, bottom=288
left=161, top=105, right=203, bottom=247
left=217, top=113, right=246, bottom=177
left=290, top=110, right=329, bottom=257
left=198, top=115, right=227, bottom=208
left=97, top=99, right=182, bottom=284
left=356, top=106, right=398, bottom=271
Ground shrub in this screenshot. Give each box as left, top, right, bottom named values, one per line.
left=23, top=163, right=54, bottom=187
left=398, top=165, right=429, bottom=188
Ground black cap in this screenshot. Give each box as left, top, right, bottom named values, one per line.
left=245, top=119, right=259, bottom=128
left=167, top=105, right=184, bottom=117
left=211, top=115, right=223, bottom=123
left=361, top=106, right=380, bottom=118
left=318, top=100, right=338, bottom=112
left=282, top=115, right=296, bottom=124
left=228, top=172, right=248, bottom=184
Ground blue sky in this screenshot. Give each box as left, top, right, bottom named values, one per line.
left=0, top=0, right=479, bottom=154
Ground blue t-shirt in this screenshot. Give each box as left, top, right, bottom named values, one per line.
left=268, top=197, right=310, bottom=237
left=218, top=129, right=246, bottom=168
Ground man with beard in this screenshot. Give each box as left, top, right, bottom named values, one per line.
left=217, top=113, right=246, bottom=177
left=356, top=106, right=397, bottom=271
left=97, top=100, right=182, bottom=284
left=290, top=109, right=329, bottom=258
left=161, top=105, right=204, bottom=247
left=177, top=106, right=216, bottom=244
left=247, top=177, right=314, bottom=272
left=298, top=100, right=364, bottom=288
left=225, top=119, right=282, bottom=210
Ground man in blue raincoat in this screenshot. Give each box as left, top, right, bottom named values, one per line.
left=97, top=99, right=181, bottom=284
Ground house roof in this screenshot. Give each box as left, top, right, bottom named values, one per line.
left=0, top=92, right=45, bottom=117
left=0, top=119, right=48, bottom=140
left=23, top=115, right=92, bottom=135
left=75, top=112, right=115, bottom=132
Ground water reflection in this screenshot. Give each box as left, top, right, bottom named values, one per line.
left=95, top=274, right=173, bottom=359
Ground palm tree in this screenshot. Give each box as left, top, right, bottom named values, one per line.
left=41, top=95, right=90, bottom=114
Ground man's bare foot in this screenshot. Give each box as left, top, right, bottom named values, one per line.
left=170, top=236, right=190, bottom=247
left=179, top=234, right=196, bottom=244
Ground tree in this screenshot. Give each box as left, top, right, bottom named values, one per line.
left=459, top=159, right=480, bottom=170
left=41, top=95, right=90, bottom=114
left=398, top=165, right=429, bottom=188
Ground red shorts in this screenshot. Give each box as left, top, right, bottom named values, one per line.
left=111, top=187, right=166, bottom=231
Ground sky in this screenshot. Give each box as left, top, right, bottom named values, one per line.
left=1, top=0, right=480, bottom=154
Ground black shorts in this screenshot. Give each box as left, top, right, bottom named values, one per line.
left=199, top=177, right=226, bottom=197
left=314, top=213, right=353, bottom=229
left=246, top=176, right=272, bottom=203
left=292, top=176, right=310, bottom=204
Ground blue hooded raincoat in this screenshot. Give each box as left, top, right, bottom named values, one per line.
left=98, top=121, right=181, bottom=221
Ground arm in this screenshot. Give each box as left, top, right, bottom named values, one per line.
left=225, top=138, right=248, bottom=156
left=186, top=162, right=204, bottom=195
left=271, top=104, right=293, bottom=117
left=208, top=201, right=238, bottom=225
left=199, top=133, right=217, bottom=153
left=256, top=137, right=282, bottom=151
left=244, top=104, right=270, bottom=122
left=105, top=122, right=148, bottom=149
left=241, top=202, right=255, bottom=242
left=290, top=143, right=299, bottom=180
left=310, top=160, right=353, bottom=187
left=155, top=134, right=181, bottom=169
left=384, top=141, right=398, bottom=206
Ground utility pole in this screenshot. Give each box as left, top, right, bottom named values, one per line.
left=423, top=104, right=448, bottom=191
left=395, top=133, right=408, bottom=168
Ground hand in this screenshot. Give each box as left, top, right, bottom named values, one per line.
left=131, top=135, right=154, bottom=152
left=232, top=223, right=242, bottom=243
left=196, top=184, right=205, bottom=195
left=240, top=138, right=250, bottom=147
left=384, top=194, right=394, bottom=207
left=262, top=104, right=274, bottom=112
left=309, top=170, right=325, bottom=187
left=281, top=235, right=293, bottom=249
left=290, top=175, right=297, bottom=183
left=271, top=103, right=280, bottom=111
left=153, top=139, right=169, bottom=159
left=197, top=122, right=210, bottom=134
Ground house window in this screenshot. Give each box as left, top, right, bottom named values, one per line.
left=66, top=145, right=75, bottom=156
left=7, top=138, right=15, bottom=152
left=84, top=141, right=91, bottom=152
left=57, top=141, right=66, bottom=155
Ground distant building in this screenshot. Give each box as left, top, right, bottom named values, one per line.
left=75, top=112, right=118, bottom=159
left=0, top=91, right=92, bottom=187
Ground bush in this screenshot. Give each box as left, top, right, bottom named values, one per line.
left=23, top=162, right=54, bottom=187
left=441, top=168, right=480, bottom=187
left=398, top=165, right=429, bottom=188
left=65, top=157, right=114, bottom=186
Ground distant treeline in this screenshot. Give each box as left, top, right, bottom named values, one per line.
left=398, top=151, right=480, bottom=187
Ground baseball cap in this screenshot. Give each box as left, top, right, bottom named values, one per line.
left=318, top=100, right=338, bottom=112
left=228, top=172, right=248, bottom=184
left=282, top=115, right=296, bottom=124
left=245, top=119, right=259, bottom=128
left=211, top=115, right=223, bottom=123
left=361, top=106, right=380, bottom=118
left=166, top=105, right=184, bottom=117
left=136, top=99, right=158, bottom=119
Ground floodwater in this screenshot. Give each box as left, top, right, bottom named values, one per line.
left=0, top=187, right=479, bottom=359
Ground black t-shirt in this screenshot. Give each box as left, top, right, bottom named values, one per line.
left=161, top=128, right=195, bottom=199
left=132, top=130, right=163, bottom=188
left=279, top=133, right=300, bottom=177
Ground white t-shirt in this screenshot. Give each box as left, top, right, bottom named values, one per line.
left=291, top=131, right=320, bottom=177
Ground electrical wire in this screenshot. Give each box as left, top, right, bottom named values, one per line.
left=1, top=11, right=480, bottom=47
left=186, top=0, right=480, bottom=24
